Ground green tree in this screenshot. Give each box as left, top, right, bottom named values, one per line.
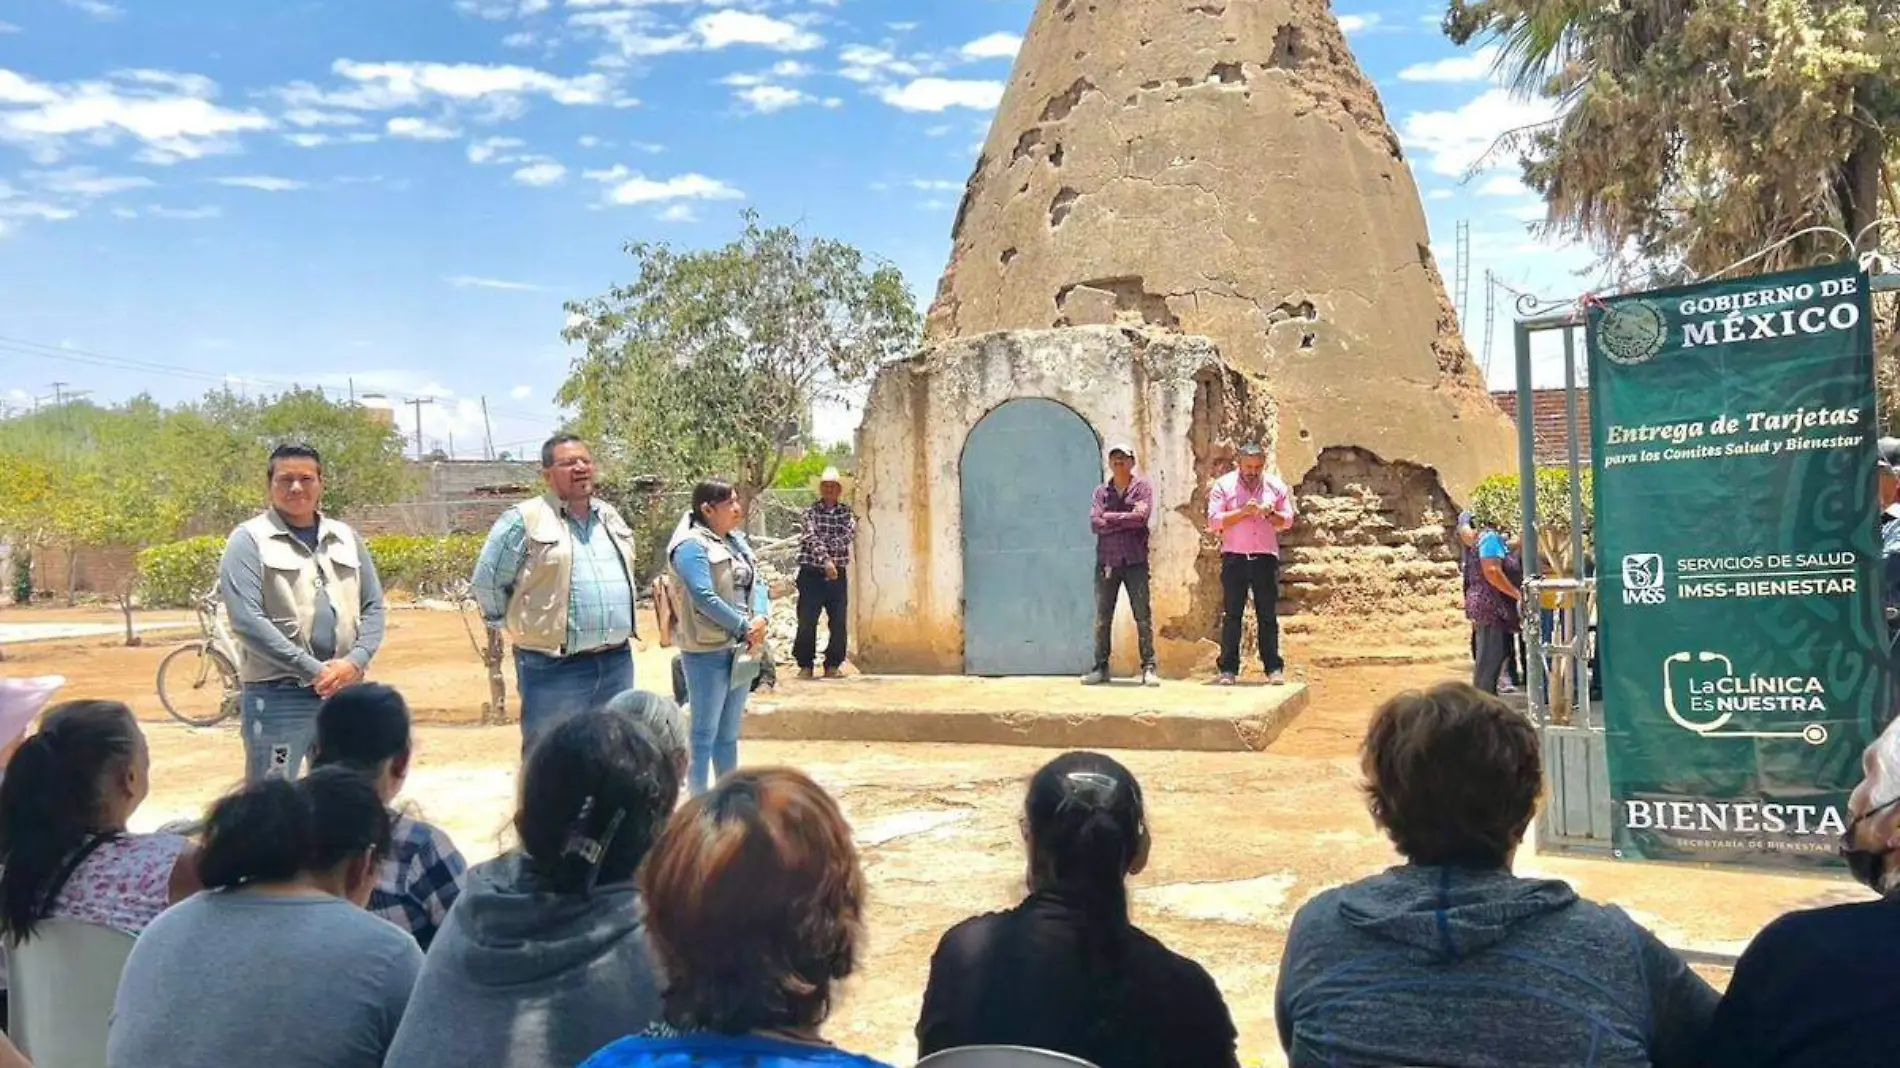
left=560, top=211, right=919, bottom=510
left=772, top=441, right=853, bottom=490
left=1446, top=0, right=1898, bottom=277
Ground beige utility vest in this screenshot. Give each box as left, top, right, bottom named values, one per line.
left=505, top=493, right=641, bottom=656
left=235, top=511, right=365, bottom=683
left=667, top=523, right=751, bottom=654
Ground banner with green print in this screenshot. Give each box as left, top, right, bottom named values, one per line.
left=1588, top=261, right=1884, bottom=868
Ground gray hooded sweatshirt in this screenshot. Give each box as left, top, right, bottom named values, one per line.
left=1275, top=866, right=1717, bottom=1068
left=383, top=851, right=664, bottom=1068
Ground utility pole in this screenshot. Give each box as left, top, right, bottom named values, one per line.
left=480, top=396, right=495, bottom=461
left=404, top=397, right=434, bottom=461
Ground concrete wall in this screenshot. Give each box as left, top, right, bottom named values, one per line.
left=351, top=458, right=537, bottom=535
left=854, top=325, right=1261, bottom=677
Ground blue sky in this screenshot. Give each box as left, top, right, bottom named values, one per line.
left=0, top=0, right=1591, bottom=456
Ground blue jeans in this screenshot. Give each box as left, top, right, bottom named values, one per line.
left=515, top=644, right=635, bottom=749
left=241, top=681, right=324, bottom=783
left=680, top=648, right=750, bottom=795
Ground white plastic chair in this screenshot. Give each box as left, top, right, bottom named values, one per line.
left=916, top=1047, right=1102, bottom=1068
left=8, top=919, right=136, bottom=1068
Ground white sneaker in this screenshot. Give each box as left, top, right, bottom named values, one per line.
left=1140, top=669, right=1160, bottom=687
left=1080, top=669, right=1109, bottom=685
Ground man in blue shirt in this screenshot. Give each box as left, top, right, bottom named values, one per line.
left=471, top=434, right=643, bottom=746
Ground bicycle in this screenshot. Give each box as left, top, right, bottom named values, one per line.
left=155, top=592, right=241, bottom=728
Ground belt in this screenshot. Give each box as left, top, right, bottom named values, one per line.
left=555, top=640, right=630, bottom=659
left=1222, top=551, right=1280, bottom=560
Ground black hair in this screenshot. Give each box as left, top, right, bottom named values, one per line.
left=1023, top=752, right=1149, bottom=1058
left=267, top=442, right=323, bottom=480
left=197, top=766, right=392, bottom=891
left=0, top=700, right=141, bottom=940
left=516, top=708, right=680, bottom=895
left=542, top=433, right=587, bottom=469
left=310, top=683, right=411, bottom=773
left=1025, top=751, right=1146, bottom=924
left=688, top=480, right=737, bottom=528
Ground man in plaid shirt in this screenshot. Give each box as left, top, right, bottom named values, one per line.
left=311, top=682, right=469, bottom=951
left=373, top=812, right=468, bottom=951
left=794, top=467, right=857, bottom=679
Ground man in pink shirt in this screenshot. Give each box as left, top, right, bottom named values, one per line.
left=1206, top=443, right=1296, bottom=684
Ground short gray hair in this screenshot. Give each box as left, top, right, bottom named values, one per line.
left=603, top=689, right=687, bottom=762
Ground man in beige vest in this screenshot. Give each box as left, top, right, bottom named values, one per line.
left=218, top=443, right=387, bottom=782
left=472, top=433, right=642, bottom=745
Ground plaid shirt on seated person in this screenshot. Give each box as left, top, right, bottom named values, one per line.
left=370, top=810, right=468, bottom=952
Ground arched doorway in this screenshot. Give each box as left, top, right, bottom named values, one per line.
left=960, top=397, right=1101, bottom=676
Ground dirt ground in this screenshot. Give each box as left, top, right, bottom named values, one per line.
left=2, top=605, right=1863, bottom=1067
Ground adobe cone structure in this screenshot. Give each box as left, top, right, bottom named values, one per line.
left=926, top=0, right=1515, bottom=504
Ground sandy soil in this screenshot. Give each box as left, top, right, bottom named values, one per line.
left=4, top=605, right=1860, bottom=1067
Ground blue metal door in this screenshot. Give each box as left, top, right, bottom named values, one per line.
left=961, top=398, right=1100, bottom=676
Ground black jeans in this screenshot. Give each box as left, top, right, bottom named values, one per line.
left=1093, top=563, right=1156, bottom=671
left=1218, top=553, right=1283, bottom=675
left=793, top=565, right=848, bottom=670
left=1473, top=623, right=1512, bottom=696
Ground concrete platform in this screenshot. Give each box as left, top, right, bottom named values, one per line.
left=744, top=674, right=1309, bottom=752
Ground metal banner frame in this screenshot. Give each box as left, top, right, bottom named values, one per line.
left=1505, top=233, right=1899, bottom=857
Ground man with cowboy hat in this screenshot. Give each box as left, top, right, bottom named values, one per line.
left=794, top=464, right=857, bottom=679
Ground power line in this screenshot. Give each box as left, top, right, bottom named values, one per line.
left=0, top=335, right=560, bottom=423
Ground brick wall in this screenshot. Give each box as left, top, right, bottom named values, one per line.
left=31, top=544, right=139, bottom=598
left=1492, top=388, right=1592, bottom=466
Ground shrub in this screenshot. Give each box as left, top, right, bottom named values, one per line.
left=137, top=536, right=225, bottom=608
left=365, top=534, right=485, bottom=599
left=10, top=550, right=31, bottom=605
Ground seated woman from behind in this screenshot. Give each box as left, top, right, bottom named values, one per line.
left=582, top=767, right=887, bottom=1068
left=1699, top=718, right=1900, bottom=1068
left=0, top=700, right=200, bottom=943
left=916, top=751, right=1238, bottom=1068
left=106, top=767, right=422, bottom=1068
left=1276, top=682, right=1716, bottom=1068
left=387, top=707, right=680, bottom=1068
left=310, top=682, right=467, bottom=950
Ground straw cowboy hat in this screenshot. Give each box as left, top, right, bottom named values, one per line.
left=808, top=465, right=855, bottom=494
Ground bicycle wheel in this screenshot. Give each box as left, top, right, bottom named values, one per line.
left=157, top=643, right=241, bottom=727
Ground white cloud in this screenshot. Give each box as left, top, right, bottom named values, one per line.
left=959, top=32, right=1022, bottom=61
left=61, top=0, right=123, bottom=20
left=733, top=85, right=816, bottom=113
left=502, top=31, right=537, bottom=48
left=282, top=108, right=365, bottom=128
left=27, top=167, right=155, bottom=197
left=877, top=78, right=1004, bottom=113
left=1398, top=46, right=1499, bottom=83
left=0, top=68, right=272, bottom=164
left=1426, top=188, right=1454, bottom=201
left=910, top=178, right=961, bottom=192
left=694, top=11, right=822, bottom=51
left=585, top=166, right=743, bottom=206
left=1477, top=173, right=1531, bottom=197
left=0, top=201, right=79, bottom=221
left=1337, top=13, right=1381, bottom=34
left=839, top=45, right=921, bottom=84
left=657, top=203, right=697, bottom=223
left=512, top=160, right=567, bottom=185
left=146, top=204, right=222, bottom=220
left=1399, top=88, right=1559, bottom=177
left=284, top=131, right=379, bottom=148
left=279, top=60, right=615, bottom=112
left=455, top=0, right=548, bottom=19
left=509, top=385, right=533, bottom=400
left=0, top=22, right=20, bottom=33
left=467, top=135, right=526, bottom=163
left=447, top=275, right=543, bottom=291
left=212, top=175, right=306, bottom=191
left=386, top=116, right=461, bottom=141
left=577, top=134, right=603, bottom=148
